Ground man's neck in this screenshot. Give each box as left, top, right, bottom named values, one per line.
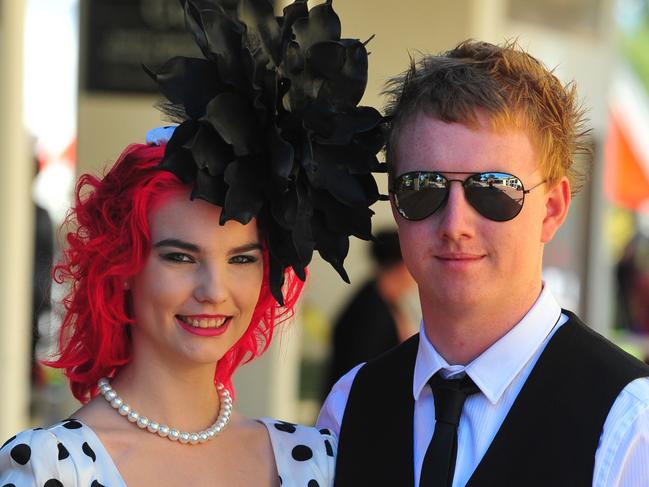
left=421, top=286, right=543, bottom=365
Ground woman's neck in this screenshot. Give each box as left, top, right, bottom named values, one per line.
left=109, top=350, right=222, bottom=432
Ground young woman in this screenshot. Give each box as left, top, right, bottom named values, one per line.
left=0, top=142, right=337, bottom=486
left=2, top=0, right=385, bottom=484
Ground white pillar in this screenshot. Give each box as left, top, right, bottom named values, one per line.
left=0, top=0, right=33, bottom=439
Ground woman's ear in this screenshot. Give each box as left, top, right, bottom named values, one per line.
left=541, top=177, right=571, bottom=243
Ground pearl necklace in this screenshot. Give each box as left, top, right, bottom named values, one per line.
left=97, top=377, right=232, bottom=445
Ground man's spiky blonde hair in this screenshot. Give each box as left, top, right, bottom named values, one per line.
left=384, top=39, right=591, bottom=194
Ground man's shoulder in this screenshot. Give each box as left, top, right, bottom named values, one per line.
left=561, top=310, right=649, bottom=376
left=360, top=332, right=420, bottom=371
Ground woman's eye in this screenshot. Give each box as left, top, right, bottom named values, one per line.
left=161, top=252, right=195, bottom=264
left=229, top=254, right=258, bottom=264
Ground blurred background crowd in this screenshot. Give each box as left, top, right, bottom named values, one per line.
left=2, top=0, right=649, bottom=441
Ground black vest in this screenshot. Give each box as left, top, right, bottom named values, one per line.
left=334, top=311, right=649, bottom=487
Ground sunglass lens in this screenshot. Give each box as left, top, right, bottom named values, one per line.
left=395, top=172, right=447, bottom=220
left=464, top=173, right=524, bottom=221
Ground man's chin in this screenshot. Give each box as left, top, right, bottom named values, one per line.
left=425, top=285, right=488, bottom=309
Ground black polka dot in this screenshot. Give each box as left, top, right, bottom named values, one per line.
left=324, top=439, right=334, bottom=457
left=44, top=480, right=63, bottom=487
left=57, top=443, right=69, bottom=460
left=319, top=428, right=331, bottom=435
left=273, top=421, right=297, bottom=433
left=291, top=444, right=313, bottom=461
left=10, top=444, right=31, bottom=465
left=308, top=480, right=320, bottom=487
left=33, top=427, right=43, bottom=431
left=278, top=475, right=282, bottom=485
left=91, top=481, right=105, bottom=487
left=1, top=435, right=16, bottom=449
left=2, top=483, right=16, bottom=487
left=62, top=419, right=82, bottom=429
left=82, top=442, right=96, bottom=462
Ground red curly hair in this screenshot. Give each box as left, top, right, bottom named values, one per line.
left=48, top=143, right=304, bottom=402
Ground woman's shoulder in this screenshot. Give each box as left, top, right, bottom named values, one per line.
left=0, top=419, right=124, bottom=487
left=257, top=418, right=337, bottom=487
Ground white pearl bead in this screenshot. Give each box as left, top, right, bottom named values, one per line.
left=214, top=424, right=222, bottom=433
left=168, top=429, right=180, bottom=441
left=147, top=421, right=160, bottom=433
left=136, top=416, right=149, bottom=429
left=179, top=432, right=190, bottom=444
left=118, top=404, right=131, bottom=416
left=98, top=377, right=109, bottom=387
left=127, top=410, right=139, bottom=422
left=199, top=432, right=209, bottom=442
left=104, top=390, right=117, bottom=401
left=207, top=428, right=216, bottom=438
left=99, top=384, right=111, bottom=394
left=216, top=383, right=224, bottom=390
left=110, top=397, right=123, bottom=408
left=189, top=433, right=199, bottom=444
left=158, top=424, right=169, bottom=437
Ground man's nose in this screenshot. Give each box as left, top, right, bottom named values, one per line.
left=436, top=181, right=476, bottom=241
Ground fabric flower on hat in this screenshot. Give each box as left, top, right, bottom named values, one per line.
left=146, top=0, right=385, bottom=304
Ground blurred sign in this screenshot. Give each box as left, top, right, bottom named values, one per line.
left=80, top=0, right=202, bottom=93
left=605, top=67, right=649, bottom=210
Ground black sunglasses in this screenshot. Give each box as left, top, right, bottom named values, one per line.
left=391, top=171, right=546, bottom=222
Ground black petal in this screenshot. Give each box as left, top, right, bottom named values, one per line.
left=292, top=2, right=341, bottom=51
left=267, top=125, right=295, bottom=184
left=146, top=57, right=224, bottom=120
left=221, top=158, right=266, bottom=225
left=191, top=166, right=227, bottom=207
left=159, top=120, right=200, bottom=183
left=184, top=1, right=247, bottom=88
left=184, top=122, right=233, bottom=176
left=206, top=92, right=262, bottom=156
left=317, top=39, right=369, bottom=108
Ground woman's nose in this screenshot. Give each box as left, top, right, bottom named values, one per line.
left=193, top=265, right=229, bottom=304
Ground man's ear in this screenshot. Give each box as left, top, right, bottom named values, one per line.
left=541, top=176, right=571, bottom=243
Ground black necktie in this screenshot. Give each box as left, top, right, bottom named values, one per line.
left=420, top=373, right=480, bottom=487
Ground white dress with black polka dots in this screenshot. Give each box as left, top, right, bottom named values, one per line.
left=0, top=418, right=337, bottom=487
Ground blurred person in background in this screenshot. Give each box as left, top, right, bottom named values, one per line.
left=616, top=212, right=649, bottom=342
left=319, top=40, right=649, bottom=487
left=31, top=157, right=54, bottom=389
left=0, top=0, right=386, bottom=484
left=324, top=229, right=417, bottom=395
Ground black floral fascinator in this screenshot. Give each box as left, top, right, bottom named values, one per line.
left=146, top=0, right=386, bottom=304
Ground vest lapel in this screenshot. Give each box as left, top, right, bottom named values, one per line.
left=467, top=313, right=649, bottom=486
left=334, top=335, right=419, bottom=487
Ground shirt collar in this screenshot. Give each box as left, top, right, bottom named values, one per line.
left=413, top=285, right=562, bottom=405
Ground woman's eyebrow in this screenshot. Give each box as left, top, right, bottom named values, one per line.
left=229, top=242, right=263, bottom=254
left=153, top=238, right=201, bottom=253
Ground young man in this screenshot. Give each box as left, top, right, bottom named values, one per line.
left=317, top=40, right=649, bottom=487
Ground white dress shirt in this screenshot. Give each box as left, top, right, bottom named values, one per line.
left=317, top=287, right=649, bottom=487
